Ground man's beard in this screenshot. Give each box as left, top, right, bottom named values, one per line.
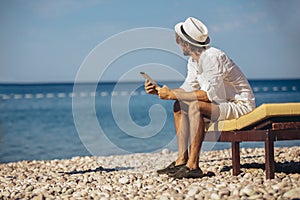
left=183, top=49, right=190, bottom=56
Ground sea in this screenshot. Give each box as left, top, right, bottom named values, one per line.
left=0, top=79, right=299, bottom=163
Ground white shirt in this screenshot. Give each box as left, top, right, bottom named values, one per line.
left=180, top=47, right=255, bottom=109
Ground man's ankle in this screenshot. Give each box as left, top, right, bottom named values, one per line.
left=175, top=159, right=187, bottom=166
left=186, top=162, right=199, bottom=170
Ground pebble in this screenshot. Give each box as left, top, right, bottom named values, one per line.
left=187, top=187, right=199, bottom=196
left=247, top=194, right=263, bottom=200
left=66, top=188, right=74, bottom=195
left=232, top=188, right=240, bottom=197
left=243, top=173, right=252, bottom=179
left=118, top=176, right=130, bottom=184
left=240, top=185, right=255, bottom=196
left=0, top=146, right=299, bottom=199
left=210, top=193, right=221, bottom=200
left=253, top=177, right=263, bottom=185
left=219, top=188, right=230, bottom=197
left=25, top=185, right=34, bottom=192
left=283, top=187, right=300, bottom=199
left=102, top=184, right=113, bottom=191
left=161, top=148, right=171, bottom=154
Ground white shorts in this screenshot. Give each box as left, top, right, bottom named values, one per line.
left=218, top=100, right=255, bottom=121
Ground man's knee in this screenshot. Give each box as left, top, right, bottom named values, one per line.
left=188, top=100, right=200, bottom=112
left=187, top=100, right=219, bottom=121
left=187, top=101, right=209, bottom=118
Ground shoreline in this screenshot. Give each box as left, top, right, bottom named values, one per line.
left=1, top=146, right=299, bottom=199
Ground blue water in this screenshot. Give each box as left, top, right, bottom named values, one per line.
left=0, top=79, right=299, bottom=163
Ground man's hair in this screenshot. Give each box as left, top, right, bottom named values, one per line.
left=175, top=33, right=207, bottom=53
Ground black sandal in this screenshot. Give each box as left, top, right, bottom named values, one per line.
left=157, top=161, right=186, bottom=175
left=170, top=166, right=204, bottom=179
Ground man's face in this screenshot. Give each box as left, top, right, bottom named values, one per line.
left=179, top=42, right=190, bottom=56
left=176, top=34, right=190, bottom=56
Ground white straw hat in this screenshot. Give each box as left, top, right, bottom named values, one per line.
left=175, top=17, right=210, bottom=47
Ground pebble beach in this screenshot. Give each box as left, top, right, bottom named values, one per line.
left=1, top=146, right=300, bottom=200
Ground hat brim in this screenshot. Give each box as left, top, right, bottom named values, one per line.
left=175, top=22, right=210, bottom=47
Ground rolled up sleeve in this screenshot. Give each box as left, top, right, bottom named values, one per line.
left=180, top=59, right=199, bottom=92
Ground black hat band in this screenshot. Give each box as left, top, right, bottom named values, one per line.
left=180, top=25, right=207, bottom=45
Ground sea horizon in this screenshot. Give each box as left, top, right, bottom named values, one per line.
left=0, top=77, right=300, bottom=85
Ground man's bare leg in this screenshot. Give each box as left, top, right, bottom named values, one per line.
left=186, top=101, right=220, bottom=170
left=173, top=100, right=189, bottom=165
left=185, top=100, right=205, bottom=169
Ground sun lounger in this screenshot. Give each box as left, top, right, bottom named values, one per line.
left=204, top=103, right=300, bottom=179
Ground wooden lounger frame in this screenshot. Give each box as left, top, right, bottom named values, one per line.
left=204, top=117, right=300, bottom=179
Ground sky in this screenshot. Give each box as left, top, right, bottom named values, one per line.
left=0, top=0, right=300, bottom=83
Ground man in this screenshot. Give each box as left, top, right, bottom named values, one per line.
left=144, top=17, right=255, bottom=179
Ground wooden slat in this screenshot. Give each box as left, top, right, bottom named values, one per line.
left=253, top=120, right=274, bottom=130
left=244, top=116, right=300, bottom=130
left=205, top=129, right=300, bottom=142
left=272, top=122, right=300, bottom=130
left=205, top=130, right=269, bottom=142
left=274, top=129, right=300, bottom=140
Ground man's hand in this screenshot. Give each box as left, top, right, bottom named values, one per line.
left=144, top=80, right=160, bottom=95
left=158, top=85, right=176, bottom=100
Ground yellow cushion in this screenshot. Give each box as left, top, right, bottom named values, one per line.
left=206, top=103, right=300, bottom=132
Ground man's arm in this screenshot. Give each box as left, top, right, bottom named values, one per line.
left=158, top=85, right=210, bottom=102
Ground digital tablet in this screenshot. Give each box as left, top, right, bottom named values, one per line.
left=140, top=72, right=161, bottom=87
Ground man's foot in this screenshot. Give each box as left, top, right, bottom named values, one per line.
left=169, top=166, right=204, bottom=179
left=157, top=161, right=186, bottom=175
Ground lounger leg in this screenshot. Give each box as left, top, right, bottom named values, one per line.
left=265, top=130, right=275, bottom=179
left=232, top=141, right=240, bottom=176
